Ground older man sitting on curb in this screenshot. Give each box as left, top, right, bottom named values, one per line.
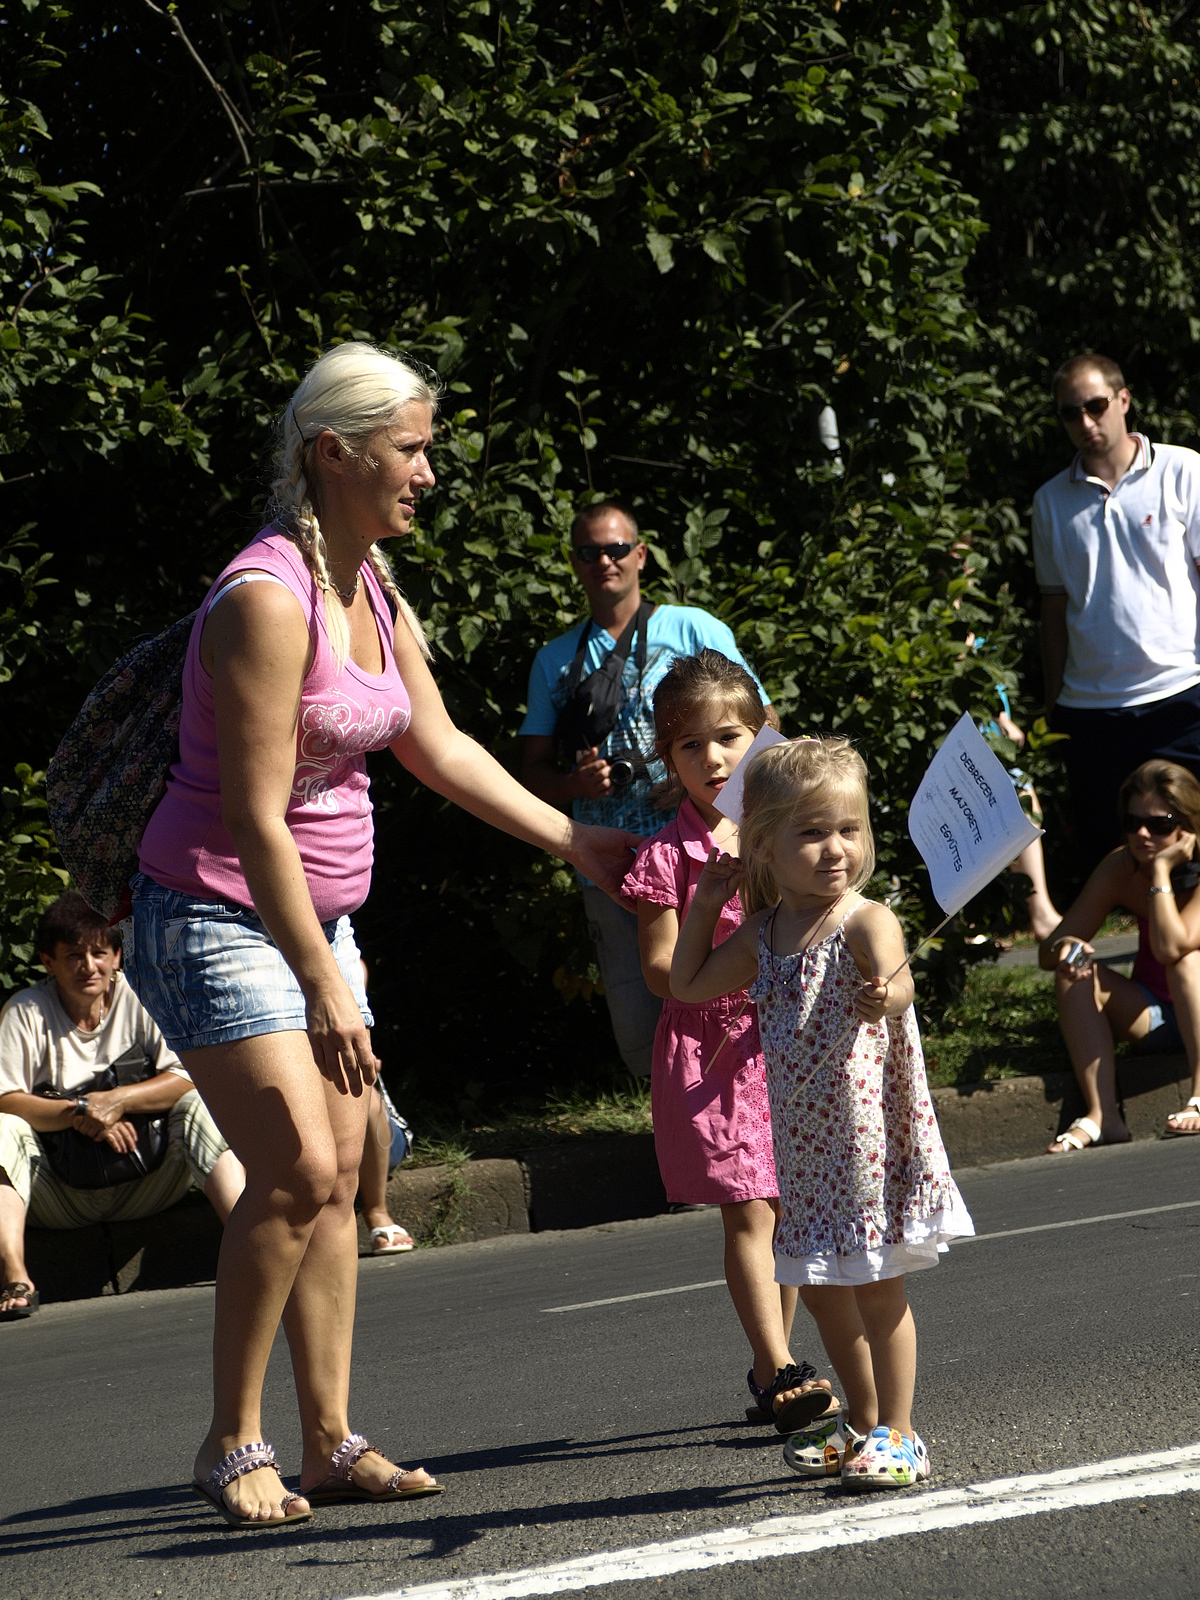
left=0, top=893, right=243, bottom=1320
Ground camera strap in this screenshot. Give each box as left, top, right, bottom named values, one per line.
left=556, top=601, right=652, bottom=758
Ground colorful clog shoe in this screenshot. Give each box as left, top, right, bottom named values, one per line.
left=782, top=1415, right=865, bottom=1477
left=840, top=1426, right=929, bottom=1490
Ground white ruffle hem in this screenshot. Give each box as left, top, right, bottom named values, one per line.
left=773, top=1196, right=976, bottom=1287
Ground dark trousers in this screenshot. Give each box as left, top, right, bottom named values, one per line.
left=1052, top=681, right=1200, bottom=881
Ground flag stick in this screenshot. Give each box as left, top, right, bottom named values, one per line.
left=789, top=907, right=958, bottom=1102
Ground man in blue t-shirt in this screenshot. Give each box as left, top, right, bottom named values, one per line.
left=520, top=502, right=769, bottom=1076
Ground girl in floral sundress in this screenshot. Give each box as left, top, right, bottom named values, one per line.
left=622, top=652, right=837, bottom=1436
left=671, top=736, right=974, bottom=1491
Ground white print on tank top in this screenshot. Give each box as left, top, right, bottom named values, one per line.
left=292, top=699, right=411, bottom=811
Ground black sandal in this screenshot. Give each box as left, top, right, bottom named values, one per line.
left=746, top=1361, right=838, bottom=1433
left=0, top=1282, right=39, bottom=1322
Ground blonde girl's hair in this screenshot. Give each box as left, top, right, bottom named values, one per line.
left=738, top=736, right=875, bottom=915
left=652, top=649, right=766, bottom=765
left=267, top=342, right=441, bottom=667
left=1117, top=758, right=1200, bottom=838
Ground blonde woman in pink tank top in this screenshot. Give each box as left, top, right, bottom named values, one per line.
left=125, top=343, right=640, bottom=1529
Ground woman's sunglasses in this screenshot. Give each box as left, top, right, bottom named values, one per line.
left=1121, top=811, right=1183, bottom=837
left=572, top=541, right=637, bottom=563
left=1057, top=395, right=1113, bottom=424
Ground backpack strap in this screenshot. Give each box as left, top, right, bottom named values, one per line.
left=206, top=571, right=292, bottom=615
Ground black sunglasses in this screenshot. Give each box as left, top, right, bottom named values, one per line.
left=1121, top=811, right=1182, bottom=837
left=1057, top=395, right=1113, bottom=424
left=572, top=541, right=637, bottom=564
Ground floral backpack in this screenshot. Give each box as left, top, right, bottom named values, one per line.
left=46, top=612, right=197, bottom=920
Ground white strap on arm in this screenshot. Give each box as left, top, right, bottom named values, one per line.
left=206, top=571, right=291, bottom=614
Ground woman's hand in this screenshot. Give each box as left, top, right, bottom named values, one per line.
left=567, top=824, right=644, bottom=897
left=693, top=848, right=744, bottom=909
left=855, top=976, right=891, bottom=1023
left=304, top=976, right=379, bottom=1095
left=1154, top=831, right=1198, bottom=876
left=1053, top=937, right=1095, bottom=981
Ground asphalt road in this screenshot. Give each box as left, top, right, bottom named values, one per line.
left=3, top=1137, right=1200, bottom=1600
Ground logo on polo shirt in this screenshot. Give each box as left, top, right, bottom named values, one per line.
left=1144, top=515, right=1153, bottom=526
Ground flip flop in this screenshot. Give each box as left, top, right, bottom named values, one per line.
left=192, top=1441, right=312, bottom=1528
left=301, top=1433, right=443, bottom=1504
left=0, top=1282, right=40, bottom=1322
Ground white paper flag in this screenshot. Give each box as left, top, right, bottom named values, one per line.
left=713, top=723, right=789, bottom=826
left=907, top=711, right=1043, bottom=916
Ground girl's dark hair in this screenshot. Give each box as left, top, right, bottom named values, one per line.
left=1117, top=759, right=1200, bottom=837
left=37, top=892, right=120, bottom=958
left=652, top=649, right=765, bottom=763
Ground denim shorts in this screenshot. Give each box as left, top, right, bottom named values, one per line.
left=123, top=873, right=372, bottom=1053
left=1134, top=982, right=1184, bottom=1054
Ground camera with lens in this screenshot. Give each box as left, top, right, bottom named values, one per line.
left=605, top=744, right=656, bottom=789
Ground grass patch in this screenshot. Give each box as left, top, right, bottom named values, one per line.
left=922, top=963, right=1063, bottom=1089
left=406, top=1078, right=652, bottom=1167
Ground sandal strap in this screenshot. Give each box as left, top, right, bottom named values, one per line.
left=748, top=1360, right=818, bottom=1407
left=327, top=1432, right=378, bottom=1483
left=1055, top=1116, right=1100, bottom=1151
left=384, top=1467, right=420, bottom=1493
left=209, top=1441, right=278, bottom=1492
left=1186, top=1098, right=1200, bottom=1113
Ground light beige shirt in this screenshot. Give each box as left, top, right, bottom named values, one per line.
left=0, top=973, right=187, bottom=1097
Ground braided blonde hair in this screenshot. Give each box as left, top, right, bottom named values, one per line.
left=739, top=737, right=875, bottom=915
left=268, top=342, right=440, bottom=667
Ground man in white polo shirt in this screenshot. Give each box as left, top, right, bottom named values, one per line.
left=1034, top=353, right=1200, bottom=875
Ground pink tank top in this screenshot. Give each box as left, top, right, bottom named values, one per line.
left=138, top=528, right=412, bottom=923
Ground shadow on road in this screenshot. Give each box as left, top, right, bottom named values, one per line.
left=0, top=1419, right=819, bottom=1567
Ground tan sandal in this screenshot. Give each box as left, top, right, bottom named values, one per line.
left=301, top=1433, right=443, bottom=1504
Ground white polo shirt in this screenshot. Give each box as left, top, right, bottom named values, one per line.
left=1033, top=435, right=1200, bottom=709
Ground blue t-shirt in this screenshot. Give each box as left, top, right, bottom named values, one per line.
left=520, top=603, right=767, bottom=840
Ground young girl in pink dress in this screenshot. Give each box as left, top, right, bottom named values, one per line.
left=671, top=736, right=973, bottom=1490
left=622, top=651, right=836, bottom=1434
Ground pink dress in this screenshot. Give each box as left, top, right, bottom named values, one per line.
left=622, top=798, right=778, bottom=1205
left=750, top=902, right=973, bottom=1286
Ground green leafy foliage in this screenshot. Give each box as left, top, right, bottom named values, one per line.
left=4, top=0, right=1194, bottom=1104
left=0, top=765, right=68, bottom=994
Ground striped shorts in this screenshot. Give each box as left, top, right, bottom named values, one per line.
left=0, top=1089, right=228, bottom=1228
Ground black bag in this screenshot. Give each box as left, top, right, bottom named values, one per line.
left=555, top=601, right=651, bottom=760
left=35, top=1055, right=170, bottom=1190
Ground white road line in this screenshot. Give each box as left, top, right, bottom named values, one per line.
left=963, top=1196, right=1200, bottom=1244
left=541, top=1280, right=725, bottom=1313
left=341, top=1442, right=1200, bottom=1600
left=541, top=1198, right=1200, bottom=1312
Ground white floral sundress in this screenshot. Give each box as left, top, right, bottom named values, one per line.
left=749, top=901, right=974, bottom=1286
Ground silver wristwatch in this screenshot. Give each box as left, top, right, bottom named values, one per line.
left=73, top=1095, right=90, bottom=1117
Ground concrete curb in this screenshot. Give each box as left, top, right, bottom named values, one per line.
left=25, top=1052, right=1195, bottom=1305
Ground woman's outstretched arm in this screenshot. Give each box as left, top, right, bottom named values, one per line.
left=388, top=619, right=640, bottom=895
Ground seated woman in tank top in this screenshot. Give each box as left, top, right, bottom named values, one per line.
left=1038, top=759, right=1200, bottom=1154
